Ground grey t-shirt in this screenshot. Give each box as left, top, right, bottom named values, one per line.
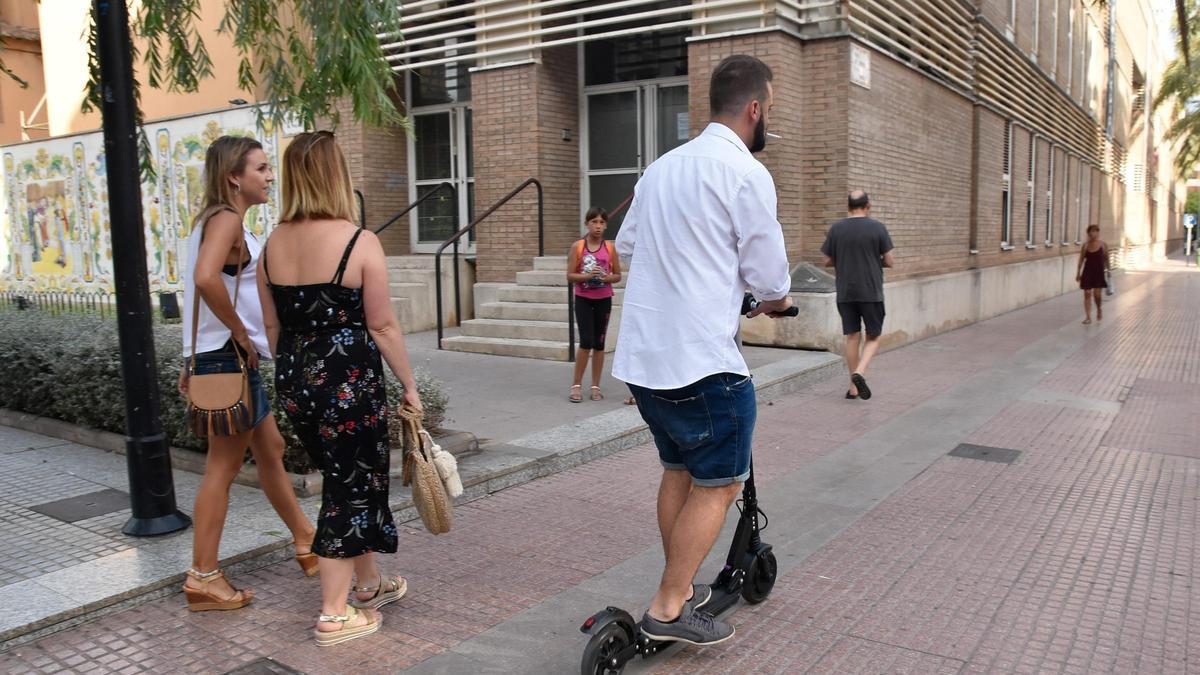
left=820, top=216, right=894, bottom=303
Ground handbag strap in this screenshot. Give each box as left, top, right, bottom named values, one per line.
left=189, top=206, right=247, bottom=374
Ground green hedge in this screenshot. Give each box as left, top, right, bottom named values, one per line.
left=0, top=308, right=448, bottom=474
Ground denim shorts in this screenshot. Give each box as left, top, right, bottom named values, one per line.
left=628, top=372, right=756, bottom=486
left=188, top=348, right=270, bottom=428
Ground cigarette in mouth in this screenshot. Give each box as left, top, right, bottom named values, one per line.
left=766, top=132, right=782, bottom=139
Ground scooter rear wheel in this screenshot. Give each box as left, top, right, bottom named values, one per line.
left=742, top=549, right=778, bottom=604
left=581, top=622, right=631, bottom=675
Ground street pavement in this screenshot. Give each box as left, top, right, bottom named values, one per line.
left=1, top=259, right=1197, bottom=674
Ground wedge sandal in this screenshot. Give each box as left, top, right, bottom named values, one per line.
left=183, top=568, right=253, bottom=612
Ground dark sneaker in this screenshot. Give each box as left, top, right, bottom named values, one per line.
left=685, top=584, right=712, bottom=613
left=641, top=608, right=735, bottom=646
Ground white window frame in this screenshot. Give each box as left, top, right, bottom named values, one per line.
left=1032, top=0, right=1040, bottom=61
left=1060, top=156, right=1072, bottom=245
left=1067, top=3, right=1074, bottom=91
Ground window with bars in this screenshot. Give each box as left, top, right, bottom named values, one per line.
left=1002, top=121, right=1014, bottom=247
left=1045, top=148, right=1054, bottom=245
left=1060, top=157, right=1072, bottom=244
left=1026, top=138, right=1036, bottom=245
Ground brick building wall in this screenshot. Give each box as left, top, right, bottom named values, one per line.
left=537, top=46, right=581, bottom=258
left=687, top=32, right=808, bottom=264
left=471, top=47, right=580, bottom=283
left=797, top=39, right=850, bottom=266
left=846, top=46, right=974, bottom=280
left=328, top=98, right=410, bottom=254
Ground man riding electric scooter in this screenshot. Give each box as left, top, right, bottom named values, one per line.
left=609, top=54, right=793, bottom=647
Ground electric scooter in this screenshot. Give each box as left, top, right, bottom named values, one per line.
left=578, top=294, right=798, bottom=675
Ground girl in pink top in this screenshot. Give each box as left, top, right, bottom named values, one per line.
left=567, top=207, right=622, bottom=402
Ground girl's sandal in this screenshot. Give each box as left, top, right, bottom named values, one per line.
left=569, top=385, right=583, bottom=403
left=314, top=606, right=381, bottom=647
left=590, top=386, right=603, bottom=401
left=183, top=568, right=253, bottom=612
left=623, top=396, right=637, bottom=406
left=351, top=574, right=408, bottom=610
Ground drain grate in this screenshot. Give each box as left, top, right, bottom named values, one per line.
left=948, top=443, right=1021, bottom=464
left=224, top=658, right=305, bottom=675
left=29, top=488, right=130, bottom=523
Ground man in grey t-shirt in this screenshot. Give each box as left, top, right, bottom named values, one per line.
left=821, top=190, right=895, bottom=400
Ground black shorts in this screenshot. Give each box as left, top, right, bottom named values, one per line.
left=574, top=295, right=612, bottom=350
left=837, top=301, right=885, bottom=337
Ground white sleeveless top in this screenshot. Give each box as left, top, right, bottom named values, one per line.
left=181, top=216, right=270, bottom=359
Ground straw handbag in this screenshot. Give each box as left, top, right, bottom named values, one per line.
left=186, top=210, right=254, bottom=438
left=399, top=404, right=454, bottom=534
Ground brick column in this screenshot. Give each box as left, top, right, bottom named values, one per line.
left=472, top=46, right=580, bottom=283
left=687, top=33, right=845, bottom=267
left=329, top=98, right=411, bottom=255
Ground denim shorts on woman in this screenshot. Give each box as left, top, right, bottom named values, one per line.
left=188, top=347, right=271, bottom=428
left=627, top=372, right=756, bottom=486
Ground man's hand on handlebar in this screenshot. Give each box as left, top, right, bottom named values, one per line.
left=747, top=295, right=794, bottom=319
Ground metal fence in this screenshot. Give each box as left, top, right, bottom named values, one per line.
left=0, top=290, right=120, bottom=318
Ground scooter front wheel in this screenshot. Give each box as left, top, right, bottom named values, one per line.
left=581, top=622, right=632, bottom=675
left=742, top=548, right=778, bottom=604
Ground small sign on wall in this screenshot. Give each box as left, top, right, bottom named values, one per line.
left=850, top=43, right=871, bottom=90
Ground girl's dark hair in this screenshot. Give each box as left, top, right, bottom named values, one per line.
left=585, top=206, right=608, bottom=223
left=1086, top=224, right=1100, bottom=233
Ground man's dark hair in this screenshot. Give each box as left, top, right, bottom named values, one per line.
left=709, top=55, right=773, bottom=117
left=1086, top=224, right=1100, bottom=233
left=848, top=190, right=870, bottom=210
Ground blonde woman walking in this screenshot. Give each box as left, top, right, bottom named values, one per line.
left=180, top=135, right=317, bottom=611
left=259, top=131, right=423, bottom=646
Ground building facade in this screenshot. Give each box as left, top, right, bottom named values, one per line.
left=0, top=0, right=1188, bottom=351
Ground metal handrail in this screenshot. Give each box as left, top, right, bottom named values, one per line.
left=371, top=181, right=457, bottom=234
left=566, top=192, right=634, bottom=362
left=353, top=189, right=366, bottom=229
left=435, top=178, right=543, bottom=348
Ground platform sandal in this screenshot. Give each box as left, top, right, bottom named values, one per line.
left=351, top=574, right=408, bottom=610
left=314, top=606, right=381, bottom=647
left=590, top=386, right=603, bottom=401
left=183, top=568, right=253, bottom=612
left=569, top=384, right=582, bottom=403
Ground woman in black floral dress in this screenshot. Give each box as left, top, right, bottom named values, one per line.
left=258, top=131, right=422, bottom=647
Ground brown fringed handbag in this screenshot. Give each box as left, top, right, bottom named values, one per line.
left=185, top=217, right=254, bottom=438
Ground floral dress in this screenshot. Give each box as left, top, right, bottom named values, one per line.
left=264, top=229, right=397, bottom=558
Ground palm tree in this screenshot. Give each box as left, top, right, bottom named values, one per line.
left=1155, top=0, right=1200, bottom=174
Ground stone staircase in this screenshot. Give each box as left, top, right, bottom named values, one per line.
left=387, top=255, right=473, bottom=333
left=442, top=255, right=624, bottom=361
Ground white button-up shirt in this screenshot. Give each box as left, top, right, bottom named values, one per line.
left=612, top=122, right=791, bottom=390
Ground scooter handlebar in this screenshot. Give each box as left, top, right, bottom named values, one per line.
left=741, top=293, right=800, bottom=317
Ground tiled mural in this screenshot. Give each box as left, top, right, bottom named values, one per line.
left=1, top=107, right=281, bottom=293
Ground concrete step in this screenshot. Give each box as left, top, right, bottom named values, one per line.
left=440, top=335, right=569, bottom=361
left=460, top=318, right=569, bottom=341
left=387, top=255, right=436, bottom=270
left=478, top=301, right=569, bottom=322
left=518, top=267, right=626, bottom=288
left=516, top=270, right=568, bottom=287
left=391, top=297, right=414, bottom=329
left=497, top=285, right=625, bottom=305
left=390, top=281, right=430, bottom=297
left=388, top=268, right=437, bottom=285
left=533, top=255, right=568, bottom=271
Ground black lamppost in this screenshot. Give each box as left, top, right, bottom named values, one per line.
left=93, top=0, right=190, bottom=536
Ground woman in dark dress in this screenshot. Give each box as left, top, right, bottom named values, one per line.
left=258, top=131, right=423, bottom=647
left=1075, top=224, right=1110, bottom=324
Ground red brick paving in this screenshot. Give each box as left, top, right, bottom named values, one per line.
left=3, top=263, right=1199, bottom=674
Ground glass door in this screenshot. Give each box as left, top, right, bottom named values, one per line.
left=583, top=79, right=687, bottom=239
left=409, top=106, right=474, bottom=253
